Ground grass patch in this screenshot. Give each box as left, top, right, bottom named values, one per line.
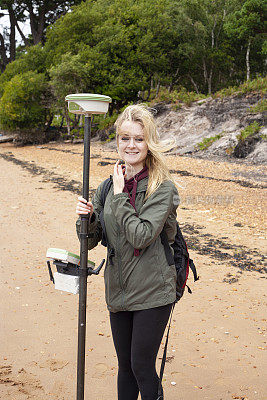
left=196, top=133, right=223, bottom=150
left=213, top=76, right=267, bottom=98
left=148, top=87, right=207, bottom=107
left=237, top=122, right=263, bottom=142
left=248, top=99, right=267, bottom=113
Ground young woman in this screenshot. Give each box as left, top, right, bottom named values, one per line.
left=76, top=104, right=179, bottom=400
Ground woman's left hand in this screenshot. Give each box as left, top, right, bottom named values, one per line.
left=113, top=160, right=125, bottom=195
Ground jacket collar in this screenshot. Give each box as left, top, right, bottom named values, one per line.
left=136, top=176, right=148, bottom=193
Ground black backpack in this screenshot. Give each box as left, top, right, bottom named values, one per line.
left=99, top=177, right=199, bottom=399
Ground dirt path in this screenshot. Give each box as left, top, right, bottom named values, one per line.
left=0, top=142, right=266, bottom=400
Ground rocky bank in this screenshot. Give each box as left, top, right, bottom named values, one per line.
left=156, top=93, right=266, bottom=164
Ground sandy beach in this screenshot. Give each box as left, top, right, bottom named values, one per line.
left=0, top=141, right=266, bottom=400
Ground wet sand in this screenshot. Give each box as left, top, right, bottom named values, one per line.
left=0, top=141, right=266, bottom=400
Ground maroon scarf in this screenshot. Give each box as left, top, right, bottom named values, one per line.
left=123, top=165, right=148, bottom=256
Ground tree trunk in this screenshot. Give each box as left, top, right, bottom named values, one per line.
left=27, top=2, right=46, bottom=44
left=8, top=4, right=16, bottom=62
left=211, top=19, right=217, bottom=48
left=45, top=112, right=54, bottom=131
left=144, top=87, right=150, bottom=101
left=15, top=20, right=30, bottom=46
left=35, top=5, right=46, bottom=44
left=0, top=33, right=8, bottom=71
left=156, top=81, right=161, bottom=97
left=246, top=37, right=251, bottom=81
left=188, top=75, right=199, bottom=94
left=60, top=115, right=65, bottom=129
left=65, top=104, right=71, bottom=136
left=203, top=59, right=213, bottom=94
left=28, top=2, right=37, bottom=44
left=208, top=69, right=213, bottom=95
left=203, top=58, right=208, bottom=88
left=168, top=68, right=179, bottom=92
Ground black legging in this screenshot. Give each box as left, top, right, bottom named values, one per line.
left=109, top=303, right=173, bottom=400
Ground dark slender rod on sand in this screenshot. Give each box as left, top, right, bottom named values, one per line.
left=77, top=115, right=91, bottom=400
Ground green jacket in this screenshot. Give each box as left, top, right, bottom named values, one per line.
left=76, top=177, right=179, bottom=313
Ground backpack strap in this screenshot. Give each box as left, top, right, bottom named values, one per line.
left=100, top=176, right=113, bottom=207
left=160, top=229, right=174, bottom=266
left=157, top=302, right=175, bottom=400
left=189, top=258, right=199, bottom=282
left=99, top=177, right=112, bottom=247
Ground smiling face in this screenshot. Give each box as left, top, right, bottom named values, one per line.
left=117, top=120, right=148, bottom=175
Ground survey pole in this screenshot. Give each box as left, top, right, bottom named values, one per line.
left=76, top=115, right=91, bottom=400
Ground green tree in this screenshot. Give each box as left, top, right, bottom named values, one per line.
left=0, top=0, right=82, bottom=71
left=49, top=52, right=89, bottom=133
left=172, top=0, right=237, bottom=94
left=0, top=44, right=49, bottom=95
left=224, top=0, right=266, bottom=81
left=45, top=0, right=183, bottom=105
left=0, top=71, right=51, bottom=130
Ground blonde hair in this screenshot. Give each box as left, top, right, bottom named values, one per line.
left=114, top=104, right=176, bottom=199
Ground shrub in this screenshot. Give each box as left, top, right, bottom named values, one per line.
left=233, top=121, right=264, bottom=159
left=107, top=131, right=116, bottom=142
left=248, top=99, right=267, bottom=113
left=171, top=88, right=207, bottom=106
left=0, top=71, right=49, bottom=131
left=0, top=44, right=48, bottom=97
left=236, top=122, right=263, bottom=142
left=213, top=76, right=267, bottom=98
left=196, top=133, right=223, bottom=150
left=97, top=112, right=118, bottom=130
left=149, top=87, right=207, bottom=106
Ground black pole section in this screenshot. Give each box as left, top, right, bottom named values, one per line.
left=76, top=115, right=91, bottom=400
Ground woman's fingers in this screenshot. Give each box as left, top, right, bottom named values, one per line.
left=118, top=163, right=123, bottom=176
left=77, top=197, right=93, bottom=207
left=76, top=206, right=93, bottom=215
left=113, top=160, right=125, bottom=195
left=78, top=196, right=88, bottom=204
left=114, top=160, right=124, bottom=176
left=114, top=160, right=119, bottom=174
left=76, top=197, right=94, bottom=215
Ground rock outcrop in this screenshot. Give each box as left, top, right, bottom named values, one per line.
left=154, top=93, right=266, bottom=164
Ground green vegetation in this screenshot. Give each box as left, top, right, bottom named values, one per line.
left=196, top=134, right=223, bottom=150
left=107, top=132, right=116, bottom=142
left=236, top=122, right=263, bottom=142
left=149, top=87, right=207, bottom=107
left=213, top=76, right=267, bottom=98
left=97, top=113, right=118, bottom=131
left=249, top=99, right=267, bottom=113
left=0, top=71, right=50, bottom=130
left=0, top=0, right=266, bottom=142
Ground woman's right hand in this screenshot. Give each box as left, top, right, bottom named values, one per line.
left=76, top=196, right=94, bottom=216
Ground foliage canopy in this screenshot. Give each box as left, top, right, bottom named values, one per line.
left=0, top=0, right=266, bottom=138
